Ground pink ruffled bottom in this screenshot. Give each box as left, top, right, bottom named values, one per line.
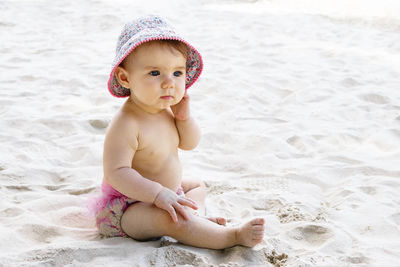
left=86, top=180, right=137, bottom=237
left=87, top=180, right=184, bottom=237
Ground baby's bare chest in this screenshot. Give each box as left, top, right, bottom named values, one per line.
left=135, top=119, right=180, bottom=162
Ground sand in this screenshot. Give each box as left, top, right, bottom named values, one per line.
left=1, top=0, right=399, bottom=266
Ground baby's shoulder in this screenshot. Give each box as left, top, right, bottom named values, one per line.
left=110, top=109, right=139, bottom=132
left=106, top=108, right=140, bottom=140
left=105, top=110, right=140, bottom=149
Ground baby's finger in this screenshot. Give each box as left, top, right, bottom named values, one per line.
left=178, top=197, right=198, bottom=210
left=177, top=196, right=195, bottom=205
left=173, top=203, right=190, bottom=221
left=166, top=205, right=178, bottom=223
left=185, top=197, right=198, bottom=206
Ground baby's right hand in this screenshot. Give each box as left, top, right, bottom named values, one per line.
left=153, top=187, right=198, bottom=223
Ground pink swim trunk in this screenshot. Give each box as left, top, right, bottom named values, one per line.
left=89, top=180, right=183, bottom=237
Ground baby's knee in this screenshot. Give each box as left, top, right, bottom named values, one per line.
left=195, top=180, right=206, bottom=192
left=182, top=178, right=206, bottom=193
left=199, top=180, right=206, bottom=188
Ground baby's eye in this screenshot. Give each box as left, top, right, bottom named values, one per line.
left=149, top=70, right=160, bottom=76
left=173, top=71, right=183, bottom=77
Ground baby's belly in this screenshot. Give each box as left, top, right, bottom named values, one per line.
left=132, top=155, right=182, bottom=191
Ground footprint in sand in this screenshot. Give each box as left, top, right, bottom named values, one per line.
left=286, top=135, right=307, bottom=152
left=358, top=93, right=389, bottom=105
left=358, top=186, right=377, bottom=195
left=63, top=186, right=96, bottom=195
left=277, top=206, right=308, bottom=223
left=0, top=207, right=24, bottom=217
left=5, top=184, right=32, bottom=192
left=389, top=212, right=400, bottom=225
left=224, top=246, right=288, bottom=266
left=89, top=119, right=109, bottom=129
left=149, top=246, right=208, bottom=266
left=287, top=224, right=334, bottom=246
left=19, top=224, right=60, bottom=243
left=341, top=77, right=361, bottom=87
left=346, top=252, right=370, bottom=265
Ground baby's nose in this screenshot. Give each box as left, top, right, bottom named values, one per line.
left=162, top=76, right=174, bottom=89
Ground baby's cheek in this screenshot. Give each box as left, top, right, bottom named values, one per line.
left=177, top=94, right=186, bottom=104
left=172, top=98, right=182, bottom=106
left=179, top=85, right=186, bottom=97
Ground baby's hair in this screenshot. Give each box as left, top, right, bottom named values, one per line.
left=120, top=40, right=188, bottom=68
left=157, top=40, right=188, bottom=59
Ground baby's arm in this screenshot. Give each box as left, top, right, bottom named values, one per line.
left=171, top=93, right=201, bottom=150
left=103, top=116, right=162, bottom=202
left=103, top=113, right=197, bottom=221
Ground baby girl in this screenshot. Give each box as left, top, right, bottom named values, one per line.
left=89, top=15, right=265, bottom=249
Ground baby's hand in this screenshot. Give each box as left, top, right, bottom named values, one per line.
left=171, top=91, right=190, bottom=121
left=153, top=187, right=198, bottom=223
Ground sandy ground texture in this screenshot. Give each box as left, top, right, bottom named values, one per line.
left=1, top=0, right=400, bottom=266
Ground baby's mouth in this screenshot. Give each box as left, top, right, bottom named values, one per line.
left=160, top=95, right=173, bottom=100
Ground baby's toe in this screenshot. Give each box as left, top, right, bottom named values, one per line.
left=252, top=218, right=265, bottom=225
left=253, top=225, right=264, bottom=231
left=216, top=217, right=227, bottom=225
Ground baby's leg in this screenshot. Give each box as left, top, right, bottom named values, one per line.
left=181, top=178, right=207, bottom=214
left=121, top=202, right=265, bottom=249
left=181, top=178, right=226, bottom=225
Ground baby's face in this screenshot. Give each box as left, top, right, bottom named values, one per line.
left=122, top=42, right=187, bottom=113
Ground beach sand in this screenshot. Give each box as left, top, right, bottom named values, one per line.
left=1, top=0, right=399, bottom=266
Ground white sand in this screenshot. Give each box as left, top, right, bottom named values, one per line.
left=1, top=0, right=400, bottom=266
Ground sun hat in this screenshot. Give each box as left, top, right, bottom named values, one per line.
left=108, top=15, right=203, bottom=98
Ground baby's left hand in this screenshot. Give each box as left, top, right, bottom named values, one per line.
left=171, top=91, right=190, bottom=121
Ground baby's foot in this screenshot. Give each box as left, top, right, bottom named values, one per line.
left=236, top=218, right=265, bottom=247
left=206, top=217, right=227, bottom=226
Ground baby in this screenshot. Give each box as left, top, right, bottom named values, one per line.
left=90, top=15, right=265, bottom=249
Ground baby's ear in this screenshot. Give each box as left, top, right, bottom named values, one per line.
left=114, top=66, right=130, bottom=89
